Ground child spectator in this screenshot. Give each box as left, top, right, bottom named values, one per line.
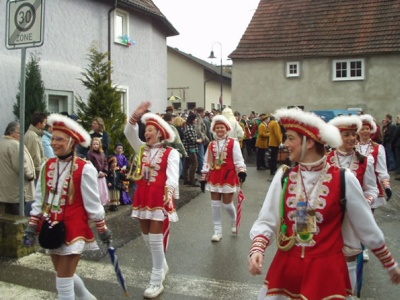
left=113, top=143, right=132, bottom=205
left=107, top=156, right=122, bottom=211
left=87, top=137, right=109, bottom=209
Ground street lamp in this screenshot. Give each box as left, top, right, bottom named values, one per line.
left=208, top=42, right=223, bottom=107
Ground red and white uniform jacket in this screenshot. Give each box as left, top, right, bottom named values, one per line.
left=201, top=136, right=246, bottom=193
left=30, top=157, right=105, bottom=245
left=249, top=158, right=396, bottom=299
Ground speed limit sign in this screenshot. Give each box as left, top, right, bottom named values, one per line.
left=6, top=0, right=45, bottom=49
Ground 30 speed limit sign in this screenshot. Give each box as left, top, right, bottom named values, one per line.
left=6, top=0, right=45, bottom=49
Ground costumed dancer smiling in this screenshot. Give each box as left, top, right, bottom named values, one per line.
left=327, top=115, right=379, bottom=293
left=356, top=114, right=392, bottom=211
left=124, top=101, right=179, bottom=299
left=248, top=108, right=400, bottom=300
left=23, top=113, right=112, bottom=300
left=200, top=115, right=246, bottom=242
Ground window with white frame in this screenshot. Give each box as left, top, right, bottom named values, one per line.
left=115, top=85, right=129, bottom=120
left=45, top=90, right=73, bottom=114
left=286, top=62, right=300, bottom=77
left=114, top=9, right=129, bottom=45
left=333, top=59, right=365, bottom=81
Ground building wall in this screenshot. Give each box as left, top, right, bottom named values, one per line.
left=167, top=50, right=205, bottom=109
left=231, top=55, right=400, bottom=119
left=204, top=72, right=232, bottom=112
left=0, top=0, right=168, bottom=132
left=167, top=49, right=232, bottom=112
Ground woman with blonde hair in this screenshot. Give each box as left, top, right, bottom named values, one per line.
left=172, top=115, right=186, bottom=138
left=221, top=107, right=244, bottom=140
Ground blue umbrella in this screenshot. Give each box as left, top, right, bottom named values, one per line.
left=108, top=246, right=129, bottom=297
left=356, top=246, right=365, bottom=297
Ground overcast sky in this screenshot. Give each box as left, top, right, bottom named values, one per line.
left=152, top=0, right=260, bottom=65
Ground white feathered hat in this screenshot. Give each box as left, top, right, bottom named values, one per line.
left=210, top=115, right=231, bottom=133
left=328, top=115, right=362, bottom=133
left=141, top=113, right=175, bottom=143
left=359, top=114, right=377, bottom=134
left=274, top=107, right=342, bottom=148
left=47, top=113, right=91, bottom=147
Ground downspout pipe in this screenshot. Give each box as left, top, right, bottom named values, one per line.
left=108, top=0, right=118, bottom=83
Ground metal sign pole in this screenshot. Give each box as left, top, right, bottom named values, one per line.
left=5, top=0, right=45, bottom=216
left=19, top=47, right=27, bottom=216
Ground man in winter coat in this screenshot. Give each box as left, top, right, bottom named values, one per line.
left=24, top=112, right=47, bottom=180
left=0, top=121, right=35, bottom=215
left=267, top=115, right=283, bottom=175
left=255, top=114, right=269, bottom=170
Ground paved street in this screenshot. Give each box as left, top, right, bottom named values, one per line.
left=1, top=158, right=400, bottom=299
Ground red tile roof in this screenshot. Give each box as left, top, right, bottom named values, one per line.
left=119, top=0, right=178, bottom=36
left=230, top=0, right=400, bottom=59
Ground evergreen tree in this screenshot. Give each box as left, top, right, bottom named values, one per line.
left=13, top=54, right=47, bottom=132
left=76, top=43, right=130, bottom=156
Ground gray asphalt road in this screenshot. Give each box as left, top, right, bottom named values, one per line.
left=1, top=158, right=399, bottom=299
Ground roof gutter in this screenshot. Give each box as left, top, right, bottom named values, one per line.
left=108, top=0, right=118, bottom=83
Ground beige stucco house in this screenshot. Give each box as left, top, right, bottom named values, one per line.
left=167, top=46, right=231, bottom=113
left=0, top=0, right=177, bottom=132
left=229, top=0, right=400, bottom=120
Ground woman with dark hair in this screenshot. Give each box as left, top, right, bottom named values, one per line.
left=248, top=108, right=400, bottom=300
left=23, top=113, right=112, bottom=299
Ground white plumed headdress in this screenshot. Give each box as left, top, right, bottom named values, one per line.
left=210, top=115, right=232, bottom=133
left=359, top=114, right=377, bottom=134
left=47, top=113, right=91, bottom=147
left=328, top=115, right=362, bottom=133
left=141, top=113, right=176, bottom=143
left=274, top=107, right=342, bottom=148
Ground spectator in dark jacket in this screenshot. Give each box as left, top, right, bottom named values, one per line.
left=183, top=113, right=201, bottom=186
left=78, top=117, right=111, bottom=158
left=383, top=114, right=396, bottom=171
left=391, top=115, right=400, bottom=177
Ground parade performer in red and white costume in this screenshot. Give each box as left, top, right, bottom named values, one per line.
left=327, top=115, right=379, bottom=291
left=24, top=113, right=112, bottom=300
left=327, top=115, right=378, bottom=205
left=248, top=108, right=400, bottom=300
left=356, top=114, right=392, bottom=210
left=200, top=115, right=246, bottom=242
left=124, top=101, right=179, bottom=299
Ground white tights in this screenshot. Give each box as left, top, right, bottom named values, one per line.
left=149, top=233, right=165, bottom=285
left=347, top=261, right=357, bottom=295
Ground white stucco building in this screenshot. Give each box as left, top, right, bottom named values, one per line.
left=0, top=0, right=178, bottom=132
